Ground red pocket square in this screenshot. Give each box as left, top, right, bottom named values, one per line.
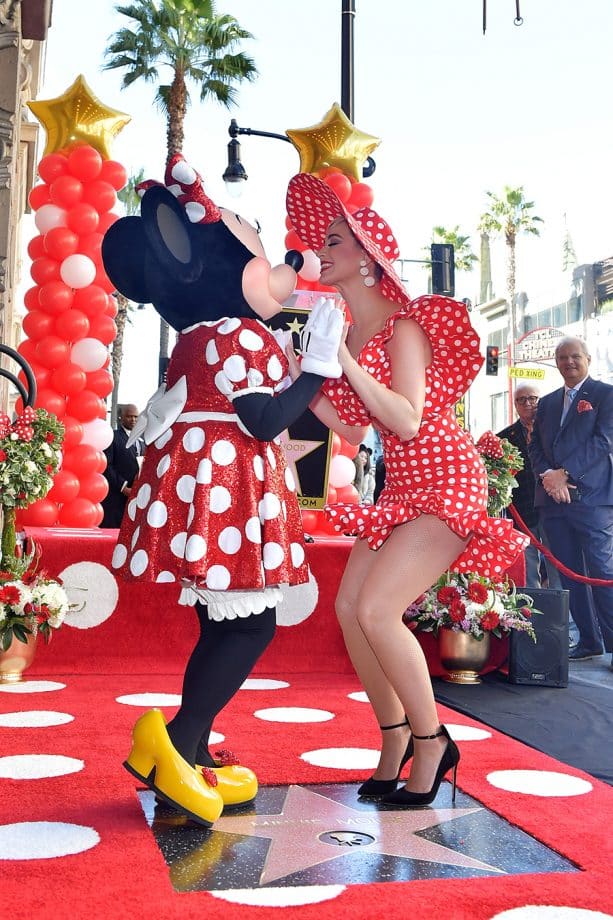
left=576, top=399, right=593, bottom=413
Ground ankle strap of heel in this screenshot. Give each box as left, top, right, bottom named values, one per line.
left=412, top=726, right=444, bottom=740
left=380, top=716, right=410, bottom=731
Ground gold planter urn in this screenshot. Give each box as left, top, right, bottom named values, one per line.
left=0, top=633, right=38, bottom=683
left=439, top=628, right=491, bottom=685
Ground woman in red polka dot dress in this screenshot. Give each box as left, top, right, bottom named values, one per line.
left=286, top=173, right=528, bottom=809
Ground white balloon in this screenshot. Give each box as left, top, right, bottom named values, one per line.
left=80, top=418, right=113, bottom=450
left=298, top=249, right=321, bottom=283
left=328, top=454, right=355, bottom=488
left=60, top=254, right=97, bottom=289
left=71, top=338, right=108, bottom=372
left=35, top=204, right=67, bottom=234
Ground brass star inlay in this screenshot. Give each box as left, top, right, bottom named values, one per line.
left=215, top=785, right=502, bottom=885
left=286, top=103, right=380, bottom=181
left=28, top=74, right=131, bottom=159
left=286, top=316, right=305, bottom=337
left=277, top=430, right=324, bottom=495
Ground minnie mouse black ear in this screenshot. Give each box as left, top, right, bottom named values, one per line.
left=101, top=216, right=150, bottom=304
left=140, top=185, right=203, bottom=284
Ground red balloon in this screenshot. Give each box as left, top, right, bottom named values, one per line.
left=300, top=509, right=319, bottom=534
left=327, top=484, right=338, bottom=503
left=24, top=286, right=41, bottom=311
left=99, top=160, right=128, bottom=191
left=66, top=389, right=105, bottom=422
left=93, top=266, right=117, bottom=294
left=104, top=295, right=118, bottom=318
left=22, top=310, right=54, bottom=342
left=335, top=483, right=360, bottom=504
left=338, top=436, right=356, bottom=458
left=77, top=231, right=104, bottom=265
left=66, top=202, right=99, bottom=235
left=324, top=172, right=352, bottom=203
left=47, top=469, right=81, bottom=503
left=50, top=175, right=84, bottom=209
left=35, top=387, right=67, bottom=417
left=44, top=226, right=79, bottom=261
left=30, top=257, right=61, bottom=286
left=83, top=180, right=116, bottom=213
left=27, top=235, right=47, bottom=260
left=88, top=314, right=117, bottom=345
left=86, top=367, right=114, bottom=398
left=284, top=230, right=305, bottom=251
left=17, top=338, right=38, bottom=366
left=96, top=211, right=119, bottom=235
left=54, top=309, right=90, bottom=342
left=78, top=472, right=109, bottom=503
left=58, top=497, right=98, bottom=528
left=60, top=415, right=84, bottom=449
left=92, top=503, right=104, bottom=527
left=19, top=362, right=50, bottom=391
left=28, top=185, right=51, bottom=210
left=50, top=361, right=87, bottom=395
left=18, top=498, right=59, bottom=527
left=63, top=443, right=102, bottom=478
left=72, top=285, right=108, bottom=317
left=330, top=432, right=342, bottom=457
left=67, top=146, right=102, bottom=181
left=37, top=153, right=68, bottom=185
left=348, top=181, right=374, bottom=210
left=38, top=280, right=74, bottom=315
left=94, top=449, right=107, bottom=473
left=35, top=335, right=71, bottom=369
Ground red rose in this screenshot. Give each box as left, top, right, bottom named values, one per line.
left=437, top=586, right=460, bottom=605
left=481, top=611, right=500, bottom=630
left=520, top=606, right=532, bottom=618
left=467, top=582, right=489, bottom=603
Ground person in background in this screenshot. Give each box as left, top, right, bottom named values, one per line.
left=529, top=336, right=613, bottom=665
left=101, top=403, right=144, bottom=528
left=286, top=172, right=527, bottom=808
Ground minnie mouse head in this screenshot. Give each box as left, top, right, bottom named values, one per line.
left=101, top=154, right=303, bottom=332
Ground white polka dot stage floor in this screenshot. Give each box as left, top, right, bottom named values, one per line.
left=1, top=671, right=612, bottom=920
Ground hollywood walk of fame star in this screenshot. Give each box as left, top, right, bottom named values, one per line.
left=214, top=785, right=502, bottom=886
left=277, top=430, right=325, bottom=496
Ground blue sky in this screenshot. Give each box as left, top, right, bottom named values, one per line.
left=33, top=0, right=613, bottom=405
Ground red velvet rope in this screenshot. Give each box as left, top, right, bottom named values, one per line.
left=508, top=503, right=613, bottom=586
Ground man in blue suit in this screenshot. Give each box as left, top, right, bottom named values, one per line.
left=529, top=337, right=613, bottom=664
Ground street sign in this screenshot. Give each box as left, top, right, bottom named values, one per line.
left=509, top=367, right=546, bottom=379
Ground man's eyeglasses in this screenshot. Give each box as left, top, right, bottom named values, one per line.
left=515, top=396, right=539, bottom=405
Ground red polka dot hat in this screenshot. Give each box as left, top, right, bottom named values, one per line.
left=286, top=172, right=410, bottom=307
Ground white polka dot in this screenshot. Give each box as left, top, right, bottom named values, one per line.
left=176, top=474, right=196, bottom=503
left=156, top=455, right=171, bottom=477
left=209, top=730, right=224, bottom=745
left=0, top=822, right=100, bottom=860
left=171, top=160, right=197, bottom=184
left=130, top=526, right=140, bottom=551
left=218, top=317, right=240, bottom=334
left=348, top=691, right=369, bottom=702
left=238, top=329, right=264, bottom=350
left=112, top=544, right=127, bottom=568
left=491, top=910, right=613, bottom=920
left=487, top=769, right=593, bottom=797
left=205, top=339, right=220, bottom=364
left=0, top=680, right=65, bottom=694
left=196, top=458, right=212, bottom=484
left=301, top=747, right=379, bottom=770
left=211, top=439, right=236, bottom=465
left=0, top=711, right=73, bottom=728
left=254, top=707, right=334, bottom=723
left=183, top=427, right=205, bottom=453
left=259, top=492, right=281, bottom=521
left=240, top=678, right=289, bottom=690
left=170, top=532, right=187, bottom=557
left=210, top=485, right=231, bottom=513
left=276, top=573, right=318, bottom=626
left=253, top=456, right=265, bottom=481
left=446, top=724, right=492, bottom=741
left=130, top=549, right=149, bottom=577
left=223, top=354, right=247, bottom=382
left=267, top=354, right=283, bottom=381
left=206, top=565, right=230, bottom=590
left=210, top=886, right=345, bottom=908
left=127, top=498, right=138, bottom=520
left=136, top=483, right=151, bottom=509
left=245, top=517, right=262, bottom=543
left=290, top=542, right=305, bottom=567
left=215, top=371, right=234, bottom=395
left=116, top=693, right=182, bottom=707
left=266, top=445, right=277, bottom=470
left=155, top=571, right=175, bottom=583
left=247, top=368, right=264, bottom=387
left=185, top=201, right=206, bottom=223
left=187, top=503, right=195, bottom=528
left=154, top=428, right=173, bottom=449
left=59, top=563, right=119, bottom=629
left=285, top=467, right=297, bottom=491
left=0, top=754, right=84, bottom=779
left=218, top=527, right=242, bottom=555
left=185, top=534, right=207, bottom=562
left=263, top=542, right=284, bottom=570
left=147, top=501, right=168, bottom=527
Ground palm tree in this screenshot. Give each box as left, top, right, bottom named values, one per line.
left=423, top=225, right=478, bottom=292
left=104, top=0, right=258, bottom=366
left=479, top=186, right=543, bottom=365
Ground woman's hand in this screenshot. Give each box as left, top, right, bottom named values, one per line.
left=338, top=321, right=352, bottom=373
left=285, top=339, right=302, bottom=382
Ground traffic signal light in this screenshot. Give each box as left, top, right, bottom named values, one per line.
left=486, top=345, right=499, bottom=376
left=430, top=243, right=455, bottom=296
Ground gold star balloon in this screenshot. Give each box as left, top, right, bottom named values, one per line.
left=286, top=103, right=380, bottom=181
left=27, top=75, right=131, bottom=160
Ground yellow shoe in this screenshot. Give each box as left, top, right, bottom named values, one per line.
left=124, top=709, right=223, bottom=827
left=198, top=750, right=258, bottom=808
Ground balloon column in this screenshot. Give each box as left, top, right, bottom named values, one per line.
left=285, top=104, right=380, bottom=536
left=16, top=77, right=130, bottom=528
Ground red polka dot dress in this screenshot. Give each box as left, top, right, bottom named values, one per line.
left=111, top=318, right=310, bottom=609
left=322, top=295, right=528, bottom=578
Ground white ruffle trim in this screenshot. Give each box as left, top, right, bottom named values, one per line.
left=178, top=583, right=284, bottom=620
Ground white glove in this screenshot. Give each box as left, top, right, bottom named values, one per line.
left=300, top=297, right=344, bottom=378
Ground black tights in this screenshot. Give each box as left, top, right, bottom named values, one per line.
left=166, top=601, right=276, bottom=767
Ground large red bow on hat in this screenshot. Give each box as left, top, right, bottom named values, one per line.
left=136, top=154, right=222, bottom=225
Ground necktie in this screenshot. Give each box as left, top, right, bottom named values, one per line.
left=560, top=388, right=576, bottom=424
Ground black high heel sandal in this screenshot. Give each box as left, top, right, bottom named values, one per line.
left=357, top=717, right=413, bottom=797
left=380, top=724, right=459, bottom=808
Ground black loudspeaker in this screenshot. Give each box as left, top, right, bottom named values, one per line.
left=509, top=588, right=570, bottom=687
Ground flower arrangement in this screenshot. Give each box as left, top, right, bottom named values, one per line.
left=0, top=538, right=70, bottom=650
left=403, top=571, right=539, bottom=642
left=475, top=431, right=524, bottom=517
left=0, top=406, right=64, bottom=511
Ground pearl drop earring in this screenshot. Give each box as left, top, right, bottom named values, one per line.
left=359, top=258, right=375, bottom=287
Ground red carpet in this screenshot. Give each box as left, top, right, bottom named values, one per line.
left=0, top=531, right=612, bottom=919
